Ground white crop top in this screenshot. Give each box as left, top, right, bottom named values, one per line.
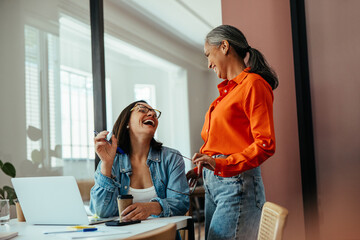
left=128, top=186, right=158, bottom=203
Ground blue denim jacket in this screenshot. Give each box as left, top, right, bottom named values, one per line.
left=89, top=146, right=190, bottom=218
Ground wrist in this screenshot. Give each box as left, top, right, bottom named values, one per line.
left=149, top=202, right=162, bottom=215
left=100, top=162, right=113, bottom=177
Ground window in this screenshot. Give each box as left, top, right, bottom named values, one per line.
left=25, top=25, right=60, bottom=169
left=134, top=84, right=156, bottom=107
left=25, top=15, right=96, bottom=179
left=25, top=25, right=42, bottom=165
left=60, top=67, right=94, bottom=163
left=24, top=14, right=192, bottom=179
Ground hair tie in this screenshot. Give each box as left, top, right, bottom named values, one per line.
left=247, top=46, right=251, bottom=52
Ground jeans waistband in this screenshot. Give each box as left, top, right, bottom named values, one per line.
left=209, top=154, right=262, bottom=177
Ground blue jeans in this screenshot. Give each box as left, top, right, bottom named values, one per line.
left=203, top=165, right=265, bottom=240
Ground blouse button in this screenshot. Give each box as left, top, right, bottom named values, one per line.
left=262, top=144, right=266, bottom=147
left=224, top=90, right=227, bottom=93
left=124, top=186, right=128, bottom=189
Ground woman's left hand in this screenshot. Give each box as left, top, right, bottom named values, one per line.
left=192, top=153, right=216, bottom=174
left=121, top=202, right=161, bottom=221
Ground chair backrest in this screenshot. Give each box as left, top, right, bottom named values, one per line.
left=76, top=179, right=95, bottom=202
left=125, top=223, right=177, bottom=240
left=257, top=201, right=288, bottom=240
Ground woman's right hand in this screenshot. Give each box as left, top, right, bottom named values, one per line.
left=94, top=131, right=117, bottom=177
left=186, top=169, right=200, bottom=187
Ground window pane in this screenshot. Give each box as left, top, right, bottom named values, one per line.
left=25, top=26, right=42, bottom=164
left=24, top=14, right=95, bottom=179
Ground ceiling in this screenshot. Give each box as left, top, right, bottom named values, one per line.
left=112, top=0, right=223, bottom=50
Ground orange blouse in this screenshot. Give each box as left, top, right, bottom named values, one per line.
left=199, top=68, right=276, bottom=177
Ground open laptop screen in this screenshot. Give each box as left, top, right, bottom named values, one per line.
left=12, top=176, right=92, bottom=225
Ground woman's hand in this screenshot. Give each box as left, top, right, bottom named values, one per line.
left=186, top=169, right=200, bottom=187
left=121, top=202, right=162, bottom=221
left=94, top=131, right=117, bottom=177
left=192, top=153, right=216, bottom=174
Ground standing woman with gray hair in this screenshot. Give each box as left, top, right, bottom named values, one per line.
left=186, top=25, right=278, bottom=239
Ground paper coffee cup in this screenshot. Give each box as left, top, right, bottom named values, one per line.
left=117, top=195, right=133, bottom=222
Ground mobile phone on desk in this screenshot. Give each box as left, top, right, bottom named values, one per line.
left=105, top=220, right=141, bottom=226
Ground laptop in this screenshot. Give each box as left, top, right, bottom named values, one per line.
left=12, top=176, right=117, bottom=225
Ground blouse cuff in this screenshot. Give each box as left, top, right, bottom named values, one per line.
left=213, top=158, right=227, bottom=176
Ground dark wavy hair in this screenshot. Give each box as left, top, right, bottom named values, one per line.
left=206, top=25, right=279, bottom=90
left=112, top=100, right=162, bottom=154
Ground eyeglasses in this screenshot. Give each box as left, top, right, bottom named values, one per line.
left=159, top=152, right=198, bottom=196
left=159, top=178, right=198, bottom=196
left=130, top=104, right=162, bottom=119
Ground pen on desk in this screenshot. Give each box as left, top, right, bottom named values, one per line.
left=94, top=131, right=125, bottom=154
left=44, top=228, right=98, bottom=234
left=68, top=225, right=97, bottom=230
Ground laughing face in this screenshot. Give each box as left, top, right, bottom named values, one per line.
left=128, top=103, right=159, bottom=138
left=204, top=41, right=229, bottom=79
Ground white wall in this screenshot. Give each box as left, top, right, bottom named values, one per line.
left=0, top=0, right=28, bottom=182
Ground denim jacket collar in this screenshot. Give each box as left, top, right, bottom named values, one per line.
left=147, top=147, right=161, bottom=164
left=118, top=154, right=132, bottom=173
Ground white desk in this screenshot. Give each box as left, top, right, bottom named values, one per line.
left=0, top=216, right=193, bottom=240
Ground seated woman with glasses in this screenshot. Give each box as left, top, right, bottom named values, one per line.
left=90, top=100, right=190, bottom=221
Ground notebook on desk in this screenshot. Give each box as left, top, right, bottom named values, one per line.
left=0, top=232, right=18, bottom=240
left=12, top=176, right=117, bottom=225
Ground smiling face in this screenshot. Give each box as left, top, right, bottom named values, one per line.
left=128, top=103, right=158, bottom=139
left=204, top=41, right=229, bottom=79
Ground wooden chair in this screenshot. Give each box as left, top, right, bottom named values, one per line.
left=76, top=179, right=95, bottom=202
left=257, top=202, right=288, bottom=240
left=125, top=223, right=177, bottom=240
